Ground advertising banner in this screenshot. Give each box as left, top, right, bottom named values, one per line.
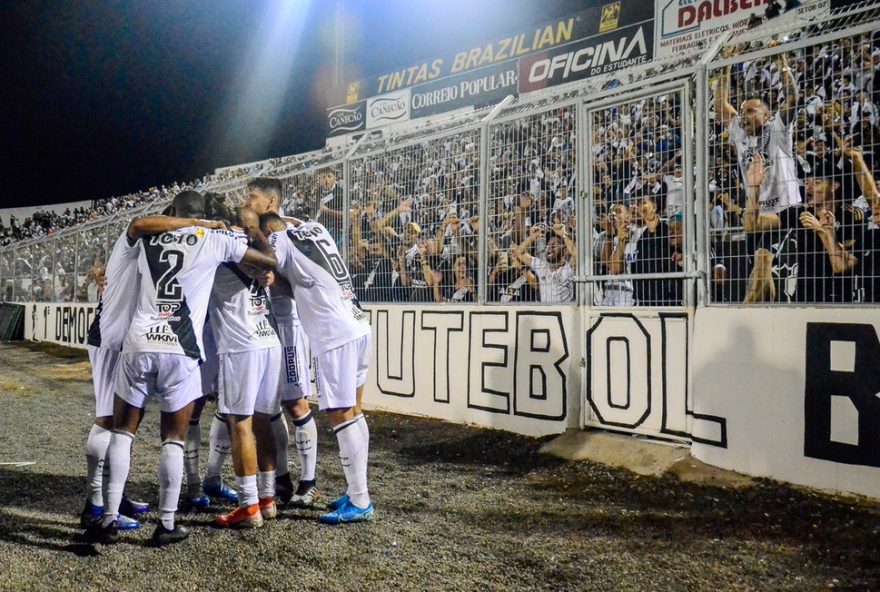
left=366, top=88, right=411, bottom=130
left=410, top=61, right=518, bottom=119
left=327, top=0, right=654, bottom=107
left=326, top=101, right=366, bottom=137
left=655, top=0, right=829, bottom=58
left=518, top=22, right=654, bottom=94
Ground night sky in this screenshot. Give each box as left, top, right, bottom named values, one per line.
left=2, top=0, right=591, bottom=209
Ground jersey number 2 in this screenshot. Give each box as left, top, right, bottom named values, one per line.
left=157, top=249, right=184, bottom=301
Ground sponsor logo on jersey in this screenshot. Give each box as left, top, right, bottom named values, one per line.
left=154, top=301, right=182, bottom=322
left=148, top=233, right=199, bottom=246
left=145, top=325, right=181, bottom=344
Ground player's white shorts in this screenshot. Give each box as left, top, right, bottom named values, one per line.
left=200, top=352, right=219, bottom=396
left=115, top=352, right=202, bottom=413
left=276, top=318, right=311, bottom=401
left=218, top=347, right=281, bottom=416
left=313, top=334, right=371, bottom=411
left=87, top=345, right=119, bottom=417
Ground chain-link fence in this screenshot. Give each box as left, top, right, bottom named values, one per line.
left=707, top=11, right=880, bottom=305
left=1, top=2, right=877, bottom=309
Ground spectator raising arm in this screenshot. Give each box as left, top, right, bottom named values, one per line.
left=775, top=52, right=799, bottom=127
left=714, top=66, right=738, bottom=128
left=741, top=154, right=780, bottom=232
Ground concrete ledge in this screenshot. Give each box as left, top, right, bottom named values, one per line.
left=540, top=429, right=754, bottom=487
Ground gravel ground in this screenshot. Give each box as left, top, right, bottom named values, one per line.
left=0, top=342, right=878, bottom=592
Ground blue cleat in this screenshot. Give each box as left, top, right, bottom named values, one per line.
left=203, top=479, right=239, bottom=504
left=188, top=494, right=211, bottom=509
left=120, top=496, right=150, bottom=517
left=320, top=501, right=375, bottom=525
left=116, top=514, right=141, bottom=530
left=327, top=494, right=349, bottom=511
left=79, top=501, right=103, bottom=528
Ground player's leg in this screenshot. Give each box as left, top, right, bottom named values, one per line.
left=281, top=323, right=319, bottom=506
left=203, top=412, right=238, bottom=504
left=275, top=321, right=316, bottom=504
left=252, top=346, right=282, bottom=519
left=214, top=351, right=263, bottom=528
left=328, top=334, right=371, bottom=512
left=82, top=346, right=115, bottom=527
left=183, top=395, right=209, bottom=508
left=149, top=352, right=203, bottom=546
left=316, top=337, right=373, bottom=525
left=200, top=336, right=237, bottom=503
left=285, top=398, right=320, bottom=507
left=89, top=352, right=150, bottom=543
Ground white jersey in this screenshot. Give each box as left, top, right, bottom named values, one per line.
left=529, top=256, right=574, bottom=303
left=87, top=231, right=141, bottom=351
left=270, top=221, right=302, bottom=324
left=122, top=227, right=248, bottom=360
left=209, top=230, right=280, bottom=354
left=270, top=222, right=370, bottom=355
left=728, top=113, right=802, bottom=214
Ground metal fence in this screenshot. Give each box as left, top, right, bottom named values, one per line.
left=1, top=2, right=877, bottom=308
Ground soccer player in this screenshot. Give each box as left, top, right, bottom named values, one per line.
left=208, top=204, right=283, bottom=528
left=260, top=212, right=374, bottom=524
left=90, top=194, right=277, bottom=545
left=244, top=178, right=320, bottom=508
left=181, top=321, right=240, bottom=509
left=82, top=197, right=226, bottom=531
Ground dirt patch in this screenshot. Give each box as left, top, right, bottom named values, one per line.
left=44, top=361, right=93, bottom=382
left=0, top=378, right=36, bottom=395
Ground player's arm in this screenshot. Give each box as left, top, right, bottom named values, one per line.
left=714, top=66, right=738, bottom=128
left=269, top=272, right=294, bottom=298
left=238, top=206, right=278, bottom=270
left=281, top=215, right=303, bottom=227
left=126, top=216, right=225, bottom=241
left=776, top=53, right=799, bottom=127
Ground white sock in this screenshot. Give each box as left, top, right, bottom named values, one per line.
left=356, top=413, right=369, bottom=464
left=294, top=412, right=318, bottom=482
left=335, top=417, right=369, bottom=509
left=272, top=413, right=290, bottom=478
left=184, top=419, right=201, bottom=490
left=235, top=474, right=258, bottom=508
left=258, top=470, right=276, bottom=500
left=158, top=440, right=184, bottom=530
left=205, top=413, right=230, bottom=482
left=101, top=430, right=134, bottom=527
left=85, top=424, right=112, bottom=506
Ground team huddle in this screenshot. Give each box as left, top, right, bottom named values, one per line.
left=80, top=177, right=373, bottom=546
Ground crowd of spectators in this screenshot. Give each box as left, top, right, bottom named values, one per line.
left=708, top=29, right=880, bottom=303
left=0, top=184, right=188, bottom=246
left=4, top=12, right=878, bottom=307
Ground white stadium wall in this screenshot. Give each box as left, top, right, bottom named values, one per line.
left=691, top=308, right=880, bottom=499
left=20, top=301, right=880, bottom=498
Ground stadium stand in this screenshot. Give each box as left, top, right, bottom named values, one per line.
left=2, top=1, right=879, bottom=306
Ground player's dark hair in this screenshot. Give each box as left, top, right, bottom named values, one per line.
left=205, top=192, right=238, bottom=227
left=169, top=190, right=205, bottom=218
left=259, top=212, right=285, bottom=234
left=247, top=177, right=283, bottom=199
